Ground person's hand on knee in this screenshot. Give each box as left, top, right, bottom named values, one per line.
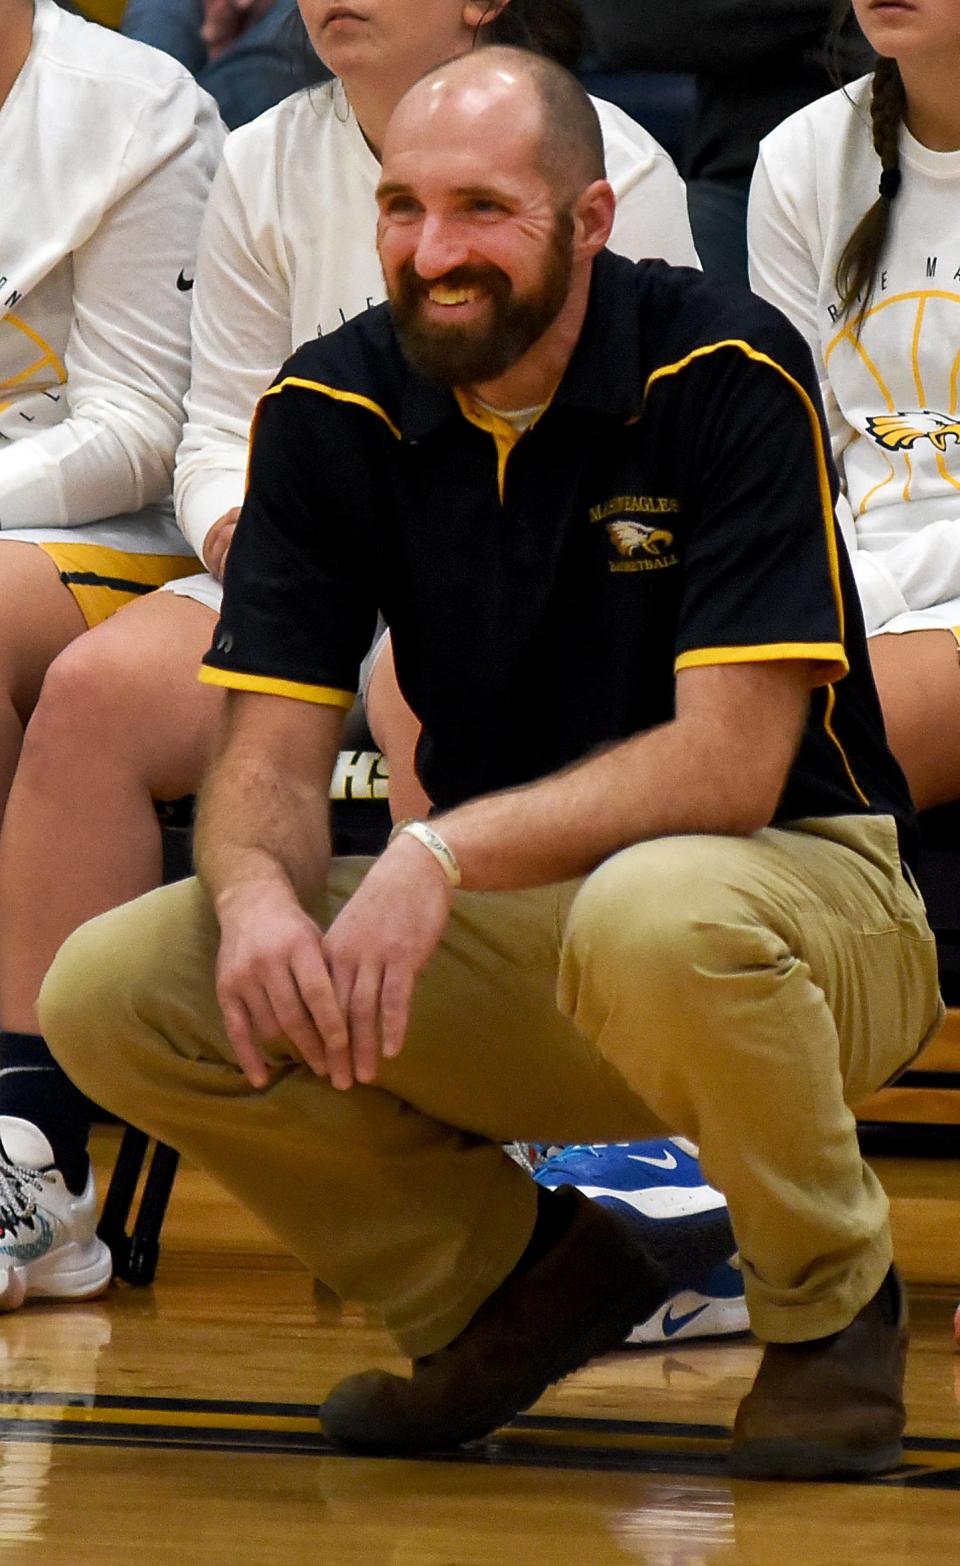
left=322, top=830, right=455, bottom=1087
left=214, top=877, right=347, bottom=1089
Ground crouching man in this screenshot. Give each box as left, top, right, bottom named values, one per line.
left=40, top=47, right=941, bottom=1480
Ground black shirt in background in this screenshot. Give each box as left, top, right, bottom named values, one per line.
left=580, top=1, right=874, bottom=182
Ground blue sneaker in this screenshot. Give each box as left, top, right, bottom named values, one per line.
left=534, top=1137, right=749, bottom=1345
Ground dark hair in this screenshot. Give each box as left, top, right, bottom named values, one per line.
left=529, top=49, right=606, bottom=190
left=829, top=3, right=905, bottom=326
left=479, top=0, right=584, bottom=72
left=281, top=2, right=582, bottom=97
left=279, top=8, right=334, bottom=90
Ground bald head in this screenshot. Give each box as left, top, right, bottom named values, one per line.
left=387, top=46, right=606, bottom=207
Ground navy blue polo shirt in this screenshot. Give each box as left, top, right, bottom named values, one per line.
left=201, top=249, right=917, bottom=860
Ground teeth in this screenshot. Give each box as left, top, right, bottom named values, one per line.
left=428, top=285, right=476, bottom=305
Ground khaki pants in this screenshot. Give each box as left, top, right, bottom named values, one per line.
left=40, top=814, right=942, bottom=1358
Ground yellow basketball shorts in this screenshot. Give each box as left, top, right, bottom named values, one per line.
left=37, top=542, right=199, bottom=629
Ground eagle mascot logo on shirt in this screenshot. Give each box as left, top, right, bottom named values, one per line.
left=606, top=521, right=675, bottom=559
left=866, top=410, right=960, bottom=454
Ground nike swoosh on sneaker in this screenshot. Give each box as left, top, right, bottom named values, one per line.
left=574, top=1184, right=728, bottom=1218
left=662, top=1301, right=710, bottom=1337
left=626, top=1151, right=678, bottom=1170
left=0, top=1211, right=53, bottom=1263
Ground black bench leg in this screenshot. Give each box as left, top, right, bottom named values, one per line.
left=97, top=1125, right=180, bottom=1286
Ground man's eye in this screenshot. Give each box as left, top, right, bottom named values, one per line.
left=469, top=199, right=506, bottom=215
left=383, top=197, right=421, bottom=219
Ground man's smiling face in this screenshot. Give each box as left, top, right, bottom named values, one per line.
left=375, top=69, right=575, bottom=386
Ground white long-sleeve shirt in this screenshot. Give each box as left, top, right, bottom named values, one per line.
left=0, top=0, right=223, bottom=551
left=749, top=75, right=960, bottom=635
left=174, top=82, right=700, bottom=563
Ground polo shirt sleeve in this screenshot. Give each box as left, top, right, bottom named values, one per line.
left=199, top=376, right=380, bottom=707
left=668, top=333, right=849, bottom=685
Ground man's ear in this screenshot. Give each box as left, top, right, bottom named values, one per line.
left=572, top=180, right=616, bottom=260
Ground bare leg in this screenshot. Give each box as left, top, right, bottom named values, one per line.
left=364, top=636, right=432, bottom=821
left=0, top=544, right=87, bottom=819
left=0, top=589, right=221, bottom=1033
left=869, top=629, right=960, bottom=810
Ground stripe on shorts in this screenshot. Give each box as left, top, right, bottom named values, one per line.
left=36, top=542, right=199, bottom=628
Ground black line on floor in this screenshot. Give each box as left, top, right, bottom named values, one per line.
left=0, top=1398, right=958, bottom=1487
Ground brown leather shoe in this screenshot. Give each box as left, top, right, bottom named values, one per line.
left=321, top=1185, right=669, bottom=1453
left=730, top=1265, right=908, bottom=1479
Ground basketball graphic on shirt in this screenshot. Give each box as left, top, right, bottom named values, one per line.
left=826, top=288, right=960, bottom=516
left=0, top=314, right=67, bottom=425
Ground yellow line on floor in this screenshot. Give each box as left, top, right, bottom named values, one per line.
left=496, top=1426, right=729, bottom=1457
left=0, top=1403, right=319, bottom=1434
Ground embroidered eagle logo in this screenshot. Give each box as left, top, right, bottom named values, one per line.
left=606, top=521, right=674, bottom=559
left=866, top=410, right=960, bottom=453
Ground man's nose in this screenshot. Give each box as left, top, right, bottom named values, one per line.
left=413, top=215, right=469, bottom=279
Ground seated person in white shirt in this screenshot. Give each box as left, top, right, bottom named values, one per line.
left=748, top=0, right=960, bottom=811
left=0, top=0, right=222, bottom=1298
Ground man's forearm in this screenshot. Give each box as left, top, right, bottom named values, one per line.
left=431, top=721, right=749, bottom=891
left=192, top=689, right=346, bottom=916
left=194, top=743, right=332, bottom=917
left=428, top=664, right=812, bottom=892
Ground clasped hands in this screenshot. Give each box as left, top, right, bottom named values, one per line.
left=214, top=832, right=454, bottom=1090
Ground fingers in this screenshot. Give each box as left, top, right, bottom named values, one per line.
left=216, top=879, right=430, bottom=1091
left=289, top=944, right=352, bottom=1081
left=203, top=511, right=240, bottom=575
left=208, top=524, right=237, bottom=582
left=380, top=965, right=414, bottom=1062
left=223, top=958, right=411, bottom=1092
left=328, top=959, right=413, bottom=1087
left=213, top=525, right=237, bottom=581
left=261, top=966, right=330, bottom=1080
left=220, top=995, right=271, bottom=1089
left=347, top=964, right=383, bottom=1087
left=217, top=928, right=350, bottom=1086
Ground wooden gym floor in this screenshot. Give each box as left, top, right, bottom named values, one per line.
left=0, top=1125, right=956, bottom=1565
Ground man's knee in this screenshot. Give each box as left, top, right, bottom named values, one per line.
left=38, top=878, right=217, bottom=1099
left=39, top=908, right=131, bottom=1095
left=558, top=835, right=786, bottom=1045
left=564, top=834, right=761, bottom=962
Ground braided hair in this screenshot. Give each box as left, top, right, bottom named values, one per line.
left=834, top=51, right=907, bottom=326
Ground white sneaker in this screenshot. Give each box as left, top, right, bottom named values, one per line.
left=0, top=1116, right=112, bottom=1310
left=626, top=1254, right=750, bottom=1345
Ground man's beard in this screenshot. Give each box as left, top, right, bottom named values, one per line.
left=388, top=210, right=574, bottom=387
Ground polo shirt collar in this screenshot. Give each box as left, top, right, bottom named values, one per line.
left=398, top=361, right=460, bottom=443
left=395, top=248, right=644, bottom=441
left=551, top=250, right=645, bottom=422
